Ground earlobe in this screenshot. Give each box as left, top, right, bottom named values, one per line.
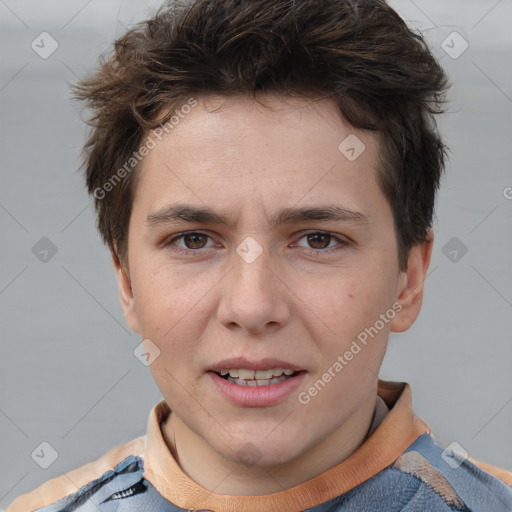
left=111, top=251, right=141, bottom=334
left=390, top=229, right=434, bottom=333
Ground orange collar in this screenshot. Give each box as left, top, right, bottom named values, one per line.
left=143, top=380, right=429, bottom=512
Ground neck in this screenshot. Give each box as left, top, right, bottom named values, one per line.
left=161, top=391, right=379, bottom=496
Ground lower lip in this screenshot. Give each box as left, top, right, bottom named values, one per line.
left=208, top=371, right=306, bottom=407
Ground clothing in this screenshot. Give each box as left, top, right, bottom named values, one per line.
left=7, top=381, right=512, bottom=512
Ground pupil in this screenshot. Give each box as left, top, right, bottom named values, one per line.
left=308, top=233, right=330, bottom=249
left=185, top=233, right=207, bottom=249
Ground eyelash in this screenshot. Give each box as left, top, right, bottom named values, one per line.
left=162, top=231, right=349, bottom=257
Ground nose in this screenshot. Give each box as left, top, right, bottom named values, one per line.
left=217, top=245, right=291, bottom=335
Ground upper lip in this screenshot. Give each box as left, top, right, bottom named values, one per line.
left=210, top=357, right=302, bottom=373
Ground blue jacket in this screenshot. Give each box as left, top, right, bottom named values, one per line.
left=7, top=381, right=512, bottom=512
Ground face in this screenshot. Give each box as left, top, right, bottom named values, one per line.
left=114, top=94, right=430, bottom=470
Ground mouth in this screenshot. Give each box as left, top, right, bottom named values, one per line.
left=208, top=358, right=305, bottom=406
left=214, top=368, right=300, bottom=387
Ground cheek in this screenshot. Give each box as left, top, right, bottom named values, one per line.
left=307, top=282, right=393, bottom=409
left=312, top=268, right=396, bottom=341
left=132, top=261, right=201, bottom=332
left=131, top=264, right=216, bottom=375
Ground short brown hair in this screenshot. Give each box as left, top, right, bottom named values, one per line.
left=73, top=0, right=448, bottom=270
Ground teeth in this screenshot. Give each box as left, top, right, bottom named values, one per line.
left=218, top=368, right=297, bottom=382
left=219, top=368, right=296, bottom=379
left=226, top=375, right=291, bottom=386
left=237, top=369, right=255, bottom=379
left=255, top=369, right=273, bottom=379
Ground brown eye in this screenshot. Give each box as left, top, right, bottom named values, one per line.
left=306, top=233, right=332, bottom=249
left=183, top=233, right=208, bottom=249
left=163, top=231, right=218, bottom=255
left=294, top=231, right=349, bottom=255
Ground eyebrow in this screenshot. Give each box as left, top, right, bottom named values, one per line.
left=145, top=203, right=369, bottom=230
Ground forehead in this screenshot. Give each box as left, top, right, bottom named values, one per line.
left=132, top=94, right=386, bottom=223
left=147, top=93, right=377, bottom=159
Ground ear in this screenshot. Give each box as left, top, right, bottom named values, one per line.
left=390, top=229, right=434, bottom=333
left=111, top=250, right=141, bottom=334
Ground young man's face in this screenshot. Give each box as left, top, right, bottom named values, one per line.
left=115, top=94, right=430, bottom=474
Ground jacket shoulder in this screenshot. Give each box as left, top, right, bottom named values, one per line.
left=399, top=433, right=512, bottom=510
left=469, top=457, right=512, bottom=487
left=6, top=437, right=144, bottom=512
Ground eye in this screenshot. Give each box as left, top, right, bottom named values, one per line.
left=163, top=230, right=350, bottom=257
left=294, top=232, right=348, bottom=254
left=163, top=231, right=217, bottom=254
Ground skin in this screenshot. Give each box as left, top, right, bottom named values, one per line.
left=113, top=94, right=433, bottom=495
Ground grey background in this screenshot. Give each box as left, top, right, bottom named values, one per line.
left=0, top=0, right=511, bottom=507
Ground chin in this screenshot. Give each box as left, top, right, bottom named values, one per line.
left=215, top=433, right=306, bottom=469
